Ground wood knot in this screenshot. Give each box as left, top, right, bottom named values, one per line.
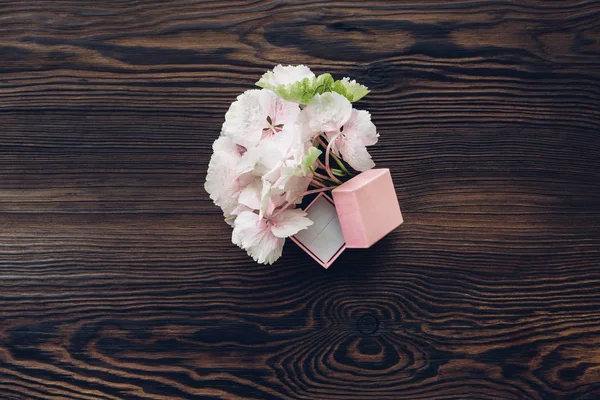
left=357, top=314, right=379, bottom=334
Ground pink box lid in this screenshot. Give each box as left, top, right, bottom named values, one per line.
left=332, top=168, right=403, bottom=248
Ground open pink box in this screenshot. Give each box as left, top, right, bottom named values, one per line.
left=289, top=193, right=347, bottom=269
left=290, top=168, right=403, bottom=268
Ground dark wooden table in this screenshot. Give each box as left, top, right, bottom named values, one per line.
left=1, top=1, right=600, bottom=399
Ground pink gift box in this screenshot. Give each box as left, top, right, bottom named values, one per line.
left=291, top=168, right=403, bottom=268
left=290, top=193, right=347, bottom=269
left=332, top=168, right=403, bottom=248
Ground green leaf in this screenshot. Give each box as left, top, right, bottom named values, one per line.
left=331, top=78, right=370, bottom=102
left=301, top=147, right=322, bottom=175
left=313, top=73, right=334, bottom=95
left=257, top=73, right=336, bottom=104
left=331, top=80, right=348, bottom=98
left=278, top=78, right=314, bottom=103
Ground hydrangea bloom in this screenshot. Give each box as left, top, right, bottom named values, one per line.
left=302, top=92, right=378, bottom=171
left=222, top=89, right=300, bottom=149
left=205, top=65, right=380, bottom=264
left=232, top=209, right=313, bottom=264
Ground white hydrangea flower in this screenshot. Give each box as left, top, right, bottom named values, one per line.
left=302, top=92, right=378, bottom=171
left=222, top=89, right=300, bottom=149
left=235, top=124, right=314, bottom=214
left=301, top=92, right=352, bottom=137
left=327, top=109, right=378, bottom=171
left=232, top=209, right=313, bottom=264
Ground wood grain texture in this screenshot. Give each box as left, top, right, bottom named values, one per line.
left=1, top=0, right=600, bottom=399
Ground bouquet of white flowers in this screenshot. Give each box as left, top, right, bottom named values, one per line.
left=205, top=65, right=381, bottom=264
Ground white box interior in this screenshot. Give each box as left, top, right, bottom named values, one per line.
left=294, top=195, right=345, bottom=263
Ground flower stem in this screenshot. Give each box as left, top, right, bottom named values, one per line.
left=315, top=157, right=328, bottom=171
left=325, top=132, right=343, bottom=184
left=316, top=136, right=329, bottom=152
left=309, top=178, right=326, bottom=188
left=331, top=151, right=351, bottom=176
left=317, top=135, right=354, bottom=178
left=312, top=169, right=337, bottom=183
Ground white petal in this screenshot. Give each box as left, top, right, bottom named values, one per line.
left=270, top=208, right=314, bottom=238
left=260, top=141, right=286, bottom=174
left=258, top=64, right=315, bottom=88
left=225, top=204, right=252, bottom=226
left=259, top=180, right=272, bottom=217
left=262, top=163, right=282, bottom=185
left=212, top=136, right=241, bottom=154
left=204, top=137, right=243, bottom=217
left=302, top=92, right=352, bottom=134
left=295, top=111, right=319, bottom=141
left=231, top=211, right=262, bottom=247
left=259, top=90, right=301, bottom=128
left=221, top=89, right=267, bottom=148
left=267, top=126, right=310, bottom=192
left=283, top=175, right=312, bottom=204
left=339, top=135, right=375, bottom=172
left=344, top=109, right=378, bottom=146
left=238, top=179, right=262, bottom=210
left=224, top=213, right=237, bottom=227
left=272, top=123, right=300, bottom=154
left=236, top=146, right=263, bottom=175
left=231, top=204, right=252, bottom=216
left=273, top=165, right=294, bottom=192
left=248, top=232, right=284, bottom=264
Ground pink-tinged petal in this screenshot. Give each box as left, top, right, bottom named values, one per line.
left=225, top=204, right=252, bottom=226
left=295, top=111, right=318, bottom=141
left=270, top=208, right=314, bottom=238
left=260, top=140, right=287, bottom=176
left=267, top=188, right=288, bottom=215
left=264, top=199, right=277, bottom=217
left=231, top=211, right=262, bottom=247
left=259, top=180, right=272, bottom=217
left=248, top=231, right=284, bottom=264
left=204, top=137, right=243, bottom=218
left=262, top=163, right=282, bottom=184
left=224, top=214, right=237, bottom=227
left=339, top=135, right=375, bottom=172
left=221, top=89, right=267, bottom=149
left=259, top=90, right=301, bottom=129
left=232, top=211, right=284, bottom=264
left=283, top=175, right=312, bottom=204
left=238, top=179, right=262, bottom=210
left=272, top=123, right=300, bottom=154
left=236, top=146, right=263, bottom=175
left=344, top=109, right=378, bottom=146
left=302, top=92, right=352, bottom=134
left=212, top=135, right=241, bottom=154
left=231, top=204, right=252, bottom=216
